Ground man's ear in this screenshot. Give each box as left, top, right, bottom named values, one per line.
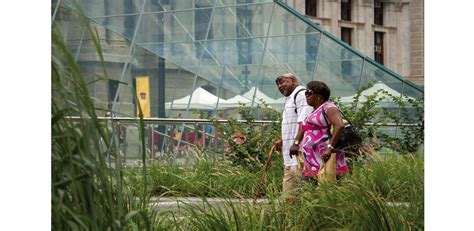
left=291, top=78, right=298, bottom=85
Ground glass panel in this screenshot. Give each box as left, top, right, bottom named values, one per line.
left=359, top=61, right=404, bottom=100
left=92, top=15, right=140, bottom=41
left=277, top=0, right=305, bottom=14
left=203, top=38, right=265, bottom=67
left=170, top=9, right=211, bottom=42
left=62, top=0, right=146, bottom=17
left=158, top=0, right=215, bottom=12
left=221, top=65, right=259, bottom=93
left=218, top=67, right=253, bottom=100
left=53, top=7, right=85, bottom=57
left=263, top=33, right=320, bottom=65
left=268, top=3, right=320, bottom=36
left=402, top=83, right=424, bottom=100
left=216, top=0, right=273, bottom=7
left=140, top=42, right=203, bottom=68
left=135, top=12, right=195, bottom=45
left=143, top=0, right=176, bottom=12
left=212, top=7, right=251, bottom=40
left=210, top=3, right=275, bottom=40
left=196, top=66, right=223, bottom=87
left=313, top=34, right=364, bottom=97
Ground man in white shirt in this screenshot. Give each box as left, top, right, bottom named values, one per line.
left=273, top=73, right=313, bottom=203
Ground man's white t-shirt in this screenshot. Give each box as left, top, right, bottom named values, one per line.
left=281, top=86, right=313, bottom=167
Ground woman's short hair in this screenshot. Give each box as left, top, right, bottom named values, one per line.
left=306, top=81, right=331, bottom=101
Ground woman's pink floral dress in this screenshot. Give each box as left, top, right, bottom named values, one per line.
left=301, top=102, right=349, bottom=177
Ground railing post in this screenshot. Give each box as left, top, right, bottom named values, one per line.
left=213, top=125, right=218, bottom=148
left=151, top=124, right=155, bottom=158
left=194, top=122, right=198, bottom=145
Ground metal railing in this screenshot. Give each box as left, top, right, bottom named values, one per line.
left=66, top=116, right=278, bottom=160
left=66, top=116, right=421, bottom=160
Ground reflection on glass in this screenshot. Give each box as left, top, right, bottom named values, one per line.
left=56, top=0, right=423, bottom=129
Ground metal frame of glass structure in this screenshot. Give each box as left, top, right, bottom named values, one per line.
left=52, top=0, right=423, bottom=120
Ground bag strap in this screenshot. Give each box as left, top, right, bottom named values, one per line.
left=293, top=88, right=306, bottom=114
left=321, top=106, right=332, bottom=137
left=321, top=103, right=355, bottom=137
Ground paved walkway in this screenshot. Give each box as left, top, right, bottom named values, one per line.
left=149, top=197, right=269, bottom=211
left=148, top=197, right=409, bottom=212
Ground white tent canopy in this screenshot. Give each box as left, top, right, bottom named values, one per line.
left=166, top=87, right=288, bottom=110
left=165, top=87, right=227, bottom=110
left=242, top=87, right=281, bottom=105
left=340, top=82, right=415, bottom=104
left=219, top=94, right=253, bottom=108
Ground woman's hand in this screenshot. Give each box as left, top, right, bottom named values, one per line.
left=322, top=148, right=333, bottom=162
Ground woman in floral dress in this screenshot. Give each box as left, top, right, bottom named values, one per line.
left=289, top=81, right=349, bottom=179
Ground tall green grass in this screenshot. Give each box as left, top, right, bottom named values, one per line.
left=125, top=150, right=284, bottom=198
left=295, top=153, right=424, bottom=230
left=51, top=7, right=153, bottom=230
left=125, top=152, right=423, bottom=230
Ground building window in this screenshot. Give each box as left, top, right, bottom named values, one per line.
left=374, top=32, right=384, bottom=65
left=341, top=0, right=351, bottom=21
left=374, top=0, right=383, bottom=26
left=305, top=0, right=317, bottom=17
left=341, top=27, right=352, bottom=46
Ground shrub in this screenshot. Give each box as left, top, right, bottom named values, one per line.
left=216, top=101, right=282, bottom=170
left=333, top=81, right=424, bottom=154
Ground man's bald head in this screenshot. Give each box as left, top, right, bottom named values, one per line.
left=275, top=73, right=299, bottom=85
left=275, top=73, right=300, bottom=97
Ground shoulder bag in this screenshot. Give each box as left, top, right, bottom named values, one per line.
left=322, top=105, right=362, bottom=150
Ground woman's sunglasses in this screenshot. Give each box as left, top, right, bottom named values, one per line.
left=305, top=90, right=316, bottom=97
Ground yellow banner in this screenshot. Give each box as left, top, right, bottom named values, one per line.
left=135, top=76, right=151, bottom=118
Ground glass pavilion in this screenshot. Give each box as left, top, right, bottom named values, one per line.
left=52, top=0, right=423, bottom=125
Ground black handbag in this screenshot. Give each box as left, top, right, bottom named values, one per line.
left=322, top=106, right=362, bottom=150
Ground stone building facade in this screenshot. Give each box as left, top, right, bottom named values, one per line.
left=285, top=0, right=424, bottom=85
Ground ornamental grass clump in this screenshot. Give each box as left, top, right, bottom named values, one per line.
left=52, top=6, right=153, bottom=230
left=137, top=152, right=423, bottom=230
left=124, top=149, right=284, bottom=198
